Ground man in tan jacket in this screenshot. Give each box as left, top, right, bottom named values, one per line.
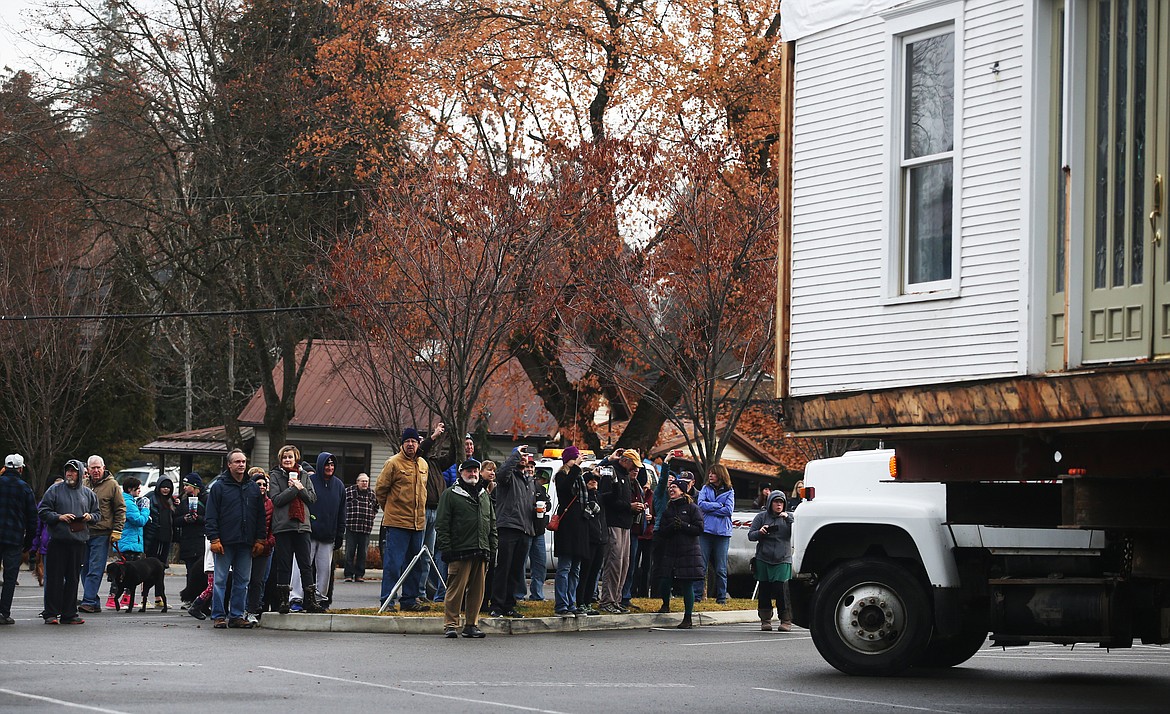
left=78, top=455, right=126, bottom=613
left=375, top=428, right=430, bottom=611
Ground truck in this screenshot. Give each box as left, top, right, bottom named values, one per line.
left=775, top=0, right=1170, bottom=676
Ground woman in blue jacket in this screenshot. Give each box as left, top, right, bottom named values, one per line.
left=695, top=464, right=734, bottom=603
left=107, top=477, right=150, bottom=608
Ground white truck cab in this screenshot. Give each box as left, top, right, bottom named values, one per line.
left=791, top=450, right=1128, bottom=676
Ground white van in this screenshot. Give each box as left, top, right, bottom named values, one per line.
left=114, top=465, right=181, bottom=496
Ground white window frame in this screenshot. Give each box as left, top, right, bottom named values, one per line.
left=882, top=0, right=963, bottom=301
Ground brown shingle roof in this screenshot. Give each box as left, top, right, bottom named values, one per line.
left=237, top=340, right=559, bottom=438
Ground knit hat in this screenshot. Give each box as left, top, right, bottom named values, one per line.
left=401, top=427, right=421, bottom=443
left=561, top=446, right=580, bottom=462
left=4, top=454, right=24, bottom=468
left=183, top=472, right=204, bottom=489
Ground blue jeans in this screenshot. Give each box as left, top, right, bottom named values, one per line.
left=621, top=537, right=641, bottom=603
left=380, top=527, right=425, bottom=607
left=0, top=544, right=22, bottom=617
left=516, top=533, right=547, bottom=600
left=212, top=543, right=253, bottom=620
left=420, top=508, right=447, bottom=600
left=554, top=555, right=582, bottom=613
left=80, top=534, right=111, bottom=607
left=695, top=534, right=730, bottom=601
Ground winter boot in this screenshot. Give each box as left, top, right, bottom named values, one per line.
left=676, top=613, right=694, bottom=630
left=275, top=585, right=291, bottom=615
left=761, top=619, right=773, bottom=631
left=657, top=597, right=671, bottom=614
left=188, top=596, right=210, bottom=621
left=303, top=585, right=326, bottom=613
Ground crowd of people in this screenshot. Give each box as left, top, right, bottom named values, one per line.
left=0, top=435, right=797, bottom=637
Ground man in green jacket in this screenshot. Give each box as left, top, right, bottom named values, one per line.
left=435, top=459, right=496, bottom=639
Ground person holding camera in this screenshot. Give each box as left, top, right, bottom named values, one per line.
left=489, top=445, right=536, bottom=618
left=748, top=491, right=795, bottom=631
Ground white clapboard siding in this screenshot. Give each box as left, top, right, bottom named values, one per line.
left=789, top=0, right=1029, bottom=396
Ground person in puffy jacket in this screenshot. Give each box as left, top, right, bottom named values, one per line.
left=655, top=478, right=705, bottom=629
left=748, top=491, right=794, bottom=631
left=143, top=477, right=178, bottom=564
left=694, top=463, right=734, bottom=604
left=106, top=477, right=150, bottom=608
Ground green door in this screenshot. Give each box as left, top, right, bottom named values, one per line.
left=1082, top=0, right=1170, bottom=362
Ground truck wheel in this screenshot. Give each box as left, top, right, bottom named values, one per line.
left=915, top=615, right=988, bottom=668
left=811, top=559, right=932, bottom=676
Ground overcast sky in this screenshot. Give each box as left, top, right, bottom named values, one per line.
left=1, top=1, right=66, bottom=80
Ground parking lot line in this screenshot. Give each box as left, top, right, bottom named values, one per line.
left=679, top=636, right=812, bottom=646
left=972, top=653, right=1170, bottom=666
left=260, top=666, right=570, bottom=714
left=400, top=681, right=692, bottom=688
left=753, top=687, right=963, bottom=714
left=0, top=687, right=132, bottom=714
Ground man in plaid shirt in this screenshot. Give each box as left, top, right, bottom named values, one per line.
left=342, top=473, right=378, bottom=582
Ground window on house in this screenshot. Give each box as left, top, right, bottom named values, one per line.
left=900, top=28, right=955, bottom=291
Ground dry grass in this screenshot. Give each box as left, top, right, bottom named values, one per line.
left=334, top=597, right=756, bottom=618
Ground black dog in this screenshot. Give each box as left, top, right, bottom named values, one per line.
left=105, top=557, right=169, bottom=613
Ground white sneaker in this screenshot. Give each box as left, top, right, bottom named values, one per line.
left=246, top=613, right=260, bottom=625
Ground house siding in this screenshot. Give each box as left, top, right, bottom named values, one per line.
left=788, top=0, right=1029, bottom=397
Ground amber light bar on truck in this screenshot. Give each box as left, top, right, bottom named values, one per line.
left=889, top=455, right=899, bottom=479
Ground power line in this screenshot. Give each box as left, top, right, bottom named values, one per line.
left=0, top=187, right=371, bottom=204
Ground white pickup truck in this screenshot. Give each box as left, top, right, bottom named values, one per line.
left=788, top=449, right=1159, bottom=676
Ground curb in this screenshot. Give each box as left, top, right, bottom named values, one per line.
left=260, top=609, right=760, bottom=635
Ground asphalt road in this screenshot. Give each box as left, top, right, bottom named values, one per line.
left=2, top=570, right=1168, bottom=713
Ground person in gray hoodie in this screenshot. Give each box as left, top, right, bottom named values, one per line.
left=38, top=460, right=100, bottom=624
left=747, top=491, right=794, bottom=631
left=489, top=446, right=536, bottom=617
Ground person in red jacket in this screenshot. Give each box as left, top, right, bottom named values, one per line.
left=246, top=470, right=276, bottom=624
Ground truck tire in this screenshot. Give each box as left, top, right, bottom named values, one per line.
left=811, top=559, right=932, bottom=676
left=915, top=616, right=988, bottom=668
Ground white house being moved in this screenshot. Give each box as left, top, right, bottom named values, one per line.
left=777, top=0, right=1170, bottom=483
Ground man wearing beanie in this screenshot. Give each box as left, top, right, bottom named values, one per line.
left=435, top=459, right=496, bottom=638
left=375, top=427, right=431, bottom=611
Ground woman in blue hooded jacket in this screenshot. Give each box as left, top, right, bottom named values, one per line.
left=106, top=477, right=150, bottom=608
left=695, top=463, right=734, bottom=603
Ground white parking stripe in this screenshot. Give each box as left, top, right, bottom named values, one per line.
left=972, top=654, right=1170, bottom=666
left=261, top=666, right=569, bottom=713
left=401, top=681, right=692, bottom=688
left=754, top=687, right=963, bottom=714
left=0, top=687, right=132, bottom=714
left=680, top=636, right=813, bottom=646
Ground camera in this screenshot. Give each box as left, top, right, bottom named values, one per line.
left=598, top=466, right=614, bottom=477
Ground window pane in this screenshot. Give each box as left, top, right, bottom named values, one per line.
left=1111, top=0, right=1128, bottom=288
left=907, top=160, right=954, bottom=284
left=905, top=33, right=955, bottom=159
left=1130, top=0, right=1146, bottom=286
left=1093, top=0, right=1111, bottom=290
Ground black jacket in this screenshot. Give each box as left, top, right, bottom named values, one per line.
left=204, top=471, right=266, bottom=546
left=655, top=498, right=705, bottom=581
left=598, top=460, right=635, bottom=530
left=175, top=492, right=206, bottom=559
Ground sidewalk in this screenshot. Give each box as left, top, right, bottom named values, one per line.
left=260, top=608, right=760, bottom=635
